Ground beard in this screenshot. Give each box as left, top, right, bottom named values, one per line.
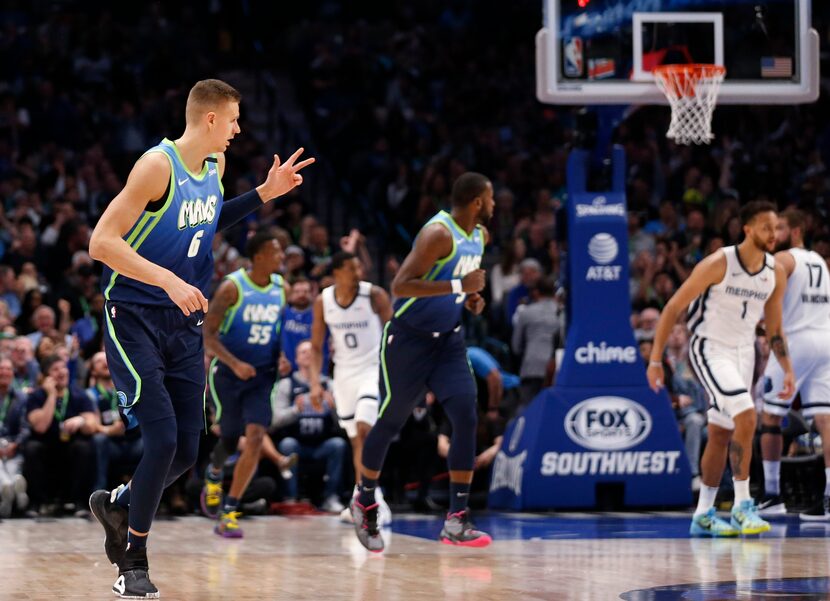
left=774, top=235, right=792, bottom=253
left=750, top=231, right=775, bottom=253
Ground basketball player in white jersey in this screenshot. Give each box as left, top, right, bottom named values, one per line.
left=648, top=201, right=795, bottom=537
left=309, top=251, right=394, bottom=523
left=757, top=208, right=830, bottom=520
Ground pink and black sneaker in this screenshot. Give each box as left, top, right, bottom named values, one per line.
left=351, top=499, right=384, bottom=553
left=439, top=510, right=492, bottom=547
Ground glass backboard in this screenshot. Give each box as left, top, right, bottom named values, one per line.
left=537, top=0, right=819, bottom=104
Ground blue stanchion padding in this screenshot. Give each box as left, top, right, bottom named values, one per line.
left=489, top=387, right=692, bottom=509
left=489, top=147, right=691, bottom=510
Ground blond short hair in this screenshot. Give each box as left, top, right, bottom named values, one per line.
left=185, top=79, right=241, bottom=123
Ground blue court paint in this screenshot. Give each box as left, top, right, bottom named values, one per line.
left=621, top=577, right=830, bottom=600
left=392, top=512, right=830, bottom=541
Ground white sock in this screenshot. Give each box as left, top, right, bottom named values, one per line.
left=763, top=460, right=780, bottom=495
left=734, top=478, right=750, bottom=504
left=824, top=468, right=830, bottom=497
left=695, top=485, right=719, bottom=515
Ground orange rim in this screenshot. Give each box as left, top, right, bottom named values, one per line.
left=653, top=64, right=726, bottom=98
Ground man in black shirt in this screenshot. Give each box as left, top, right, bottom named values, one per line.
left=24, top=354, right=98, bottom=514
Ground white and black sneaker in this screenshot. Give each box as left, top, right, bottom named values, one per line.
left=89, top=488, right=128, bottom=566
left=799, top=496, right=830, bottom=521
left=757, top=493, right=787, bottom=516
left=113, top=547, right=159, bottom=599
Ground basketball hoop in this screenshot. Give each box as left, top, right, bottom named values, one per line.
left=653, top=64, right=726, bottom=145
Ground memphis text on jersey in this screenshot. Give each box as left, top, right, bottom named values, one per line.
left=724, top=285, right=770, bottom=301
left=177, top=194, right=219, bottom=230
left=328, top=320, right=371, bottom=331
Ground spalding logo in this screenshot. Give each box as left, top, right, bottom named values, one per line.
left=565, top=396, right=651, bottom=451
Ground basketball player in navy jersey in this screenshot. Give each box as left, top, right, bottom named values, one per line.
left=351, top=172, right=494, bottom=552
left=201, top=231, right=291, bottom=537
left=87, top=79, right=314, bottom=598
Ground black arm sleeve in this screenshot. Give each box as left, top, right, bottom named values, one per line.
left=217, top=189, right=263, bottom=231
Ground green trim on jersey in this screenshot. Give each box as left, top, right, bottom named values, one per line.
left=377, top=321, right=393, bottom=418
left=104, top=308, right=142, bottom=407
left=393, top=219, right=459, bottom=319
left=219, top=275, right=245, bottom=335
left=443, top=210, right=477, bottom=242
left=240, top=270, right=275, bottom=294
left=275, top=274, right=286, bottom=336
left=215, top=154, right=225, bottom=196
left=162, top=138, right=209, bottom=181
left=103, top=150, right=177, bottom=300
left=208, top=357, right=222, bottom=423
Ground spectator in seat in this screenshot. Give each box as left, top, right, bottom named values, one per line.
left=490, top=237, right=525, bottom=308
left=511, top=276, right=560, bottom=406
left=10, top=336, right=39, bottom=395
left=437, top=389, right=505, bottom=506
left=283, top=245, right=306, bottom=281
left=0, top=356, right=30, bottom=517
left=665, top=324, right=708, bottom=492
left=505, top=258, right=543, bottom=328
left=87, top=352, right=143, bottom=491
left=281, top=278, right=328, bottom=373
left=25, top=305, right=72, bottom=350
left=467, top=346, right=521, bottom=417
left=24, top=354, right=98, bottom=515
left=304, top=224, right=333, bottom=280
left=271, top=341, right=346, bottom=513
left=0, top=266, right=21, bottom=321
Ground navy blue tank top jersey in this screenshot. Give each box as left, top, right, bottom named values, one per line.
left=393, top=210, right=485, bottom=333
left=102, top=138, right=224, bottom=306
left=218, top=269, right=286, bottom=369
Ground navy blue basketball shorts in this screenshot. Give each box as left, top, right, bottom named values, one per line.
left=377, top=318, right=476, bottom=428
left=208, top=360, right=275, bottom=437
left=103, top=300, right=206, bottom=433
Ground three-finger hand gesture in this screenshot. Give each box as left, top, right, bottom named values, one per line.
left=256, top=148, right=316, bottom=201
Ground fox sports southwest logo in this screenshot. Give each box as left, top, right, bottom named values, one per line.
left=565, top=396, right=651, bottom=451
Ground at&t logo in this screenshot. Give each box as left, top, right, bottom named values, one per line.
left=586, top=233, right=622, bottom=281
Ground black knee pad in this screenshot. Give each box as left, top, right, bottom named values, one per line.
left=760, top=424, right=782, bottom=435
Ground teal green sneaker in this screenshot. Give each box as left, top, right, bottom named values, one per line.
left=731, top=500, right=771, bottom=535
left=690, top=508, right=740, bottom=537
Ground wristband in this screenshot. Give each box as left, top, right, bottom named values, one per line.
left=451, top=279, right=463, bottom=294
left=649, top=360, right=662, bottom=367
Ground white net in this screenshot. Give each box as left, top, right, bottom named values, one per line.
left=653, top=65, right=726, bottom=146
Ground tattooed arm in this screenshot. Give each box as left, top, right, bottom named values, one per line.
left=764, top=262, right=795, bottom=399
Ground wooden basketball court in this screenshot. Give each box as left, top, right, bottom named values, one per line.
left=2, top=512, right=830, bottom=600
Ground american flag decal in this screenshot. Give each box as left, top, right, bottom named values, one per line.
left=761, top=57, right=793, bottom=78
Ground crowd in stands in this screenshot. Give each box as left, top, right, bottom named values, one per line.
left=2, top=1, right=830, bottom=517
